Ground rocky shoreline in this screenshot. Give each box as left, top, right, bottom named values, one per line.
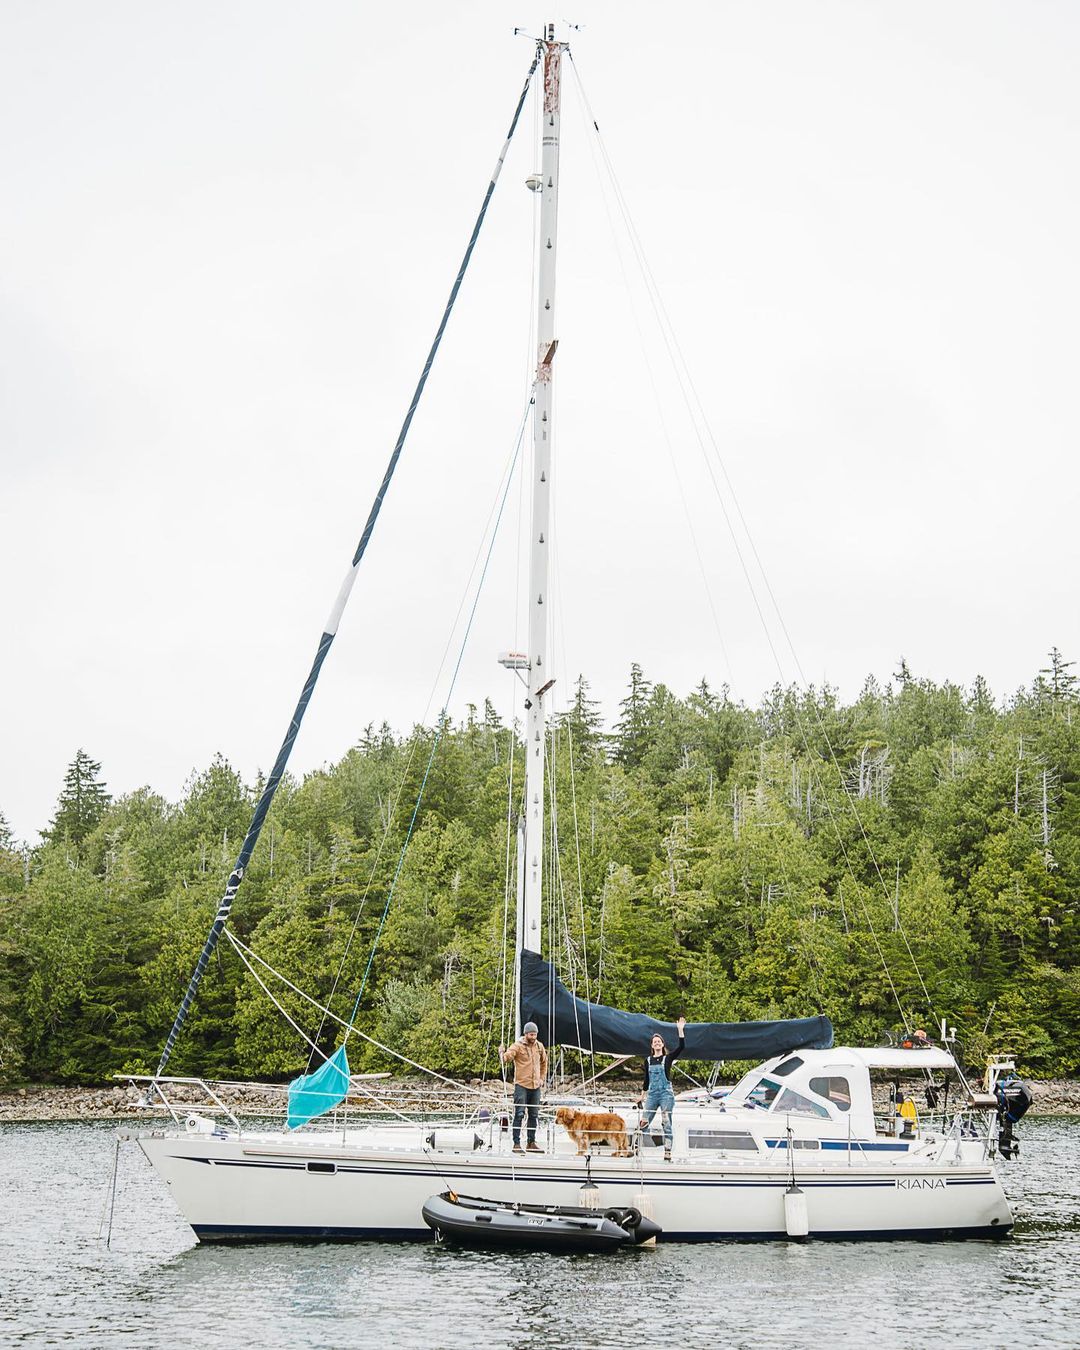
left=0, top=1076, right=511, bottom=1124
left=2, top=1076, right=1080, bottom=1123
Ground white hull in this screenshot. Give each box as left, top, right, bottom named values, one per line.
left=138, top=1128, right=1013, bottom=1243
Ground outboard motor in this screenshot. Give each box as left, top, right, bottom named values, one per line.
left=995, top=1077, right=1033, bottom=1160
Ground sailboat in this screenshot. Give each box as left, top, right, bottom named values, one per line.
left=133, top=25, right=1027, bottom=1242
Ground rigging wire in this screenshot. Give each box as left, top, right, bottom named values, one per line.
left=302, top=747, right=412, bottom=1073
left=546, top=721, right=586, bottom=1090
left=566, top=51, right=933, bottom=1028
left=543, top=413, right=600, bottom=1084
left=226, top=929, right=496, bottom=1102
left=238, top=395, right=531, bottom=1077
left=596, top=869, right=609, bottom=1005
left=495, top=481, right=526, bottom=1063
left=490, top=81, right=545, bottom=1070
left=545, top=490, right=599, bottom=1078
left=152, top=49, right=542, bottom=1082
left=482, top=717, right=518, bottom=1083
left=552, top=723, right=598, bottom=1090
left=309, top=383, right=535, bottom=1070
left=564, top=62, right=735, bottom=690
left=343, top=397, right=533, bottom=1036
left=502, top=384, right=529, bottom=1055
left=545, top=717, right=604, bottom=1095
left=564, top=716, right=598, bottom=1084
left=770, top=841, right=827, bottom=1011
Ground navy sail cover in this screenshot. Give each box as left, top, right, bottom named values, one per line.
left=520, top=951, right=833, bottom=1059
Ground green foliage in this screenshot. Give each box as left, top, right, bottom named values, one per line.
left=0, top=822, right=26, bottom=1079
left=6, top=651, right=1080, bottom=1082
left=45, top=750, right=111, bottom=852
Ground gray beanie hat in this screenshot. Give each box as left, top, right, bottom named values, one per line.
left=523, top=1021, right=539, bottom=1034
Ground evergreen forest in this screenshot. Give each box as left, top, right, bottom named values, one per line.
left=1, top=653, right=1078, bottom=1086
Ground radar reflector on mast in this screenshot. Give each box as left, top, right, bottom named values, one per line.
left=498, top=650, right=530, bottom=670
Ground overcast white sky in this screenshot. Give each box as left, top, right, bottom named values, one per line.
left=2, top=1, right=1077, bottom=843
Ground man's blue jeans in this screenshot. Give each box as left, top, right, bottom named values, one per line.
left=512, top=1085, right=541, bottom=1145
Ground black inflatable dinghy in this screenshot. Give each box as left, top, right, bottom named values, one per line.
left=422, top=1191, right=662, bottom=1251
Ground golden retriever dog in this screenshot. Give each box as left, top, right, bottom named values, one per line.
left=555, top=1105, right=633, bottom=1157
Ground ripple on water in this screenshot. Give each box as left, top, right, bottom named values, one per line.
left=2, top=1117, right=1079, bottom=1349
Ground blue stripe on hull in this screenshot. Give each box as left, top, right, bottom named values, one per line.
left=179, top=1156, right=998, bottom=1191
left=768, top=1141, right=911, bottom=1154
left=192, top=1223, right=1012, bottom=1245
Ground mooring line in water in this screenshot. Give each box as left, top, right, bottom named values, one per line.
left=99, top=1136, right=121, bottom=1249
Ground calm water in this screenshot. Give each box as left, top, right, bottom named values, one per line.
left=2, top=1117, right=1079, bottom=1349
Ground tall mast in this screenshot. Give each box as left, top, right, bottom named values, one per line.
left=515, top=23, right=563, bottom=1032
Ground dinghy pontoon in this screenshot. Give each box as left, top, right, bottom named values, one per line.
left=421, top=1191, right=661, bottom=1252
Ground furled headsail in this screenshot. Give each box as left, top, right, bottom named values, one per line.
left=520, top=951, right=833, bottom=1059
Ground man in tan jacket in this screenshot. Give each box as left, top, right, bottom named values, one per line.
left=499, top=1021, right=548, bottom=1154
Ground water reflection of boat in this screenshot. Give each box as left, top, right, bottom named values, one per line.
left=134, top=25, right=1027, bottom=1243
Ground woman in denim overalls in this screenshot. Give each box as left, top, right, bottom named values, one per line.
left=636, top=1016, right=686, bottom=1162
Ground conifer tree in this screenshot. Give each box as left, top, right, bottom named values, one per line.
left=614, top=663, right=652, bottom=768
left=3, top=660, right=1079, bottom=1082
left=1040, top=648, right=1077, bottom=707
left=46, top=750, right=111, bottom=848
left=563, top=675, right=603, bottom=765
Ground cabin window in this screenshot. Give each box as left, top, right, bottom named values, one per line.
left=745, top=1077, right=782, bottom=1110
left=809, top=1076, right=852, bottom=1112
left=773, top=1056, right=804, bottom=1078
left=774, top=1088, right=830, bottom=1119
left=306, top=1160, right=337, bottom=1174
left=688, top=1129, right=759, bottom=1152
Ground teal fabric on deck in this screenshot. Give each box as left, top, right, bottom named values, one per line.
left=287, top=1044, right=351, bottom=1130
